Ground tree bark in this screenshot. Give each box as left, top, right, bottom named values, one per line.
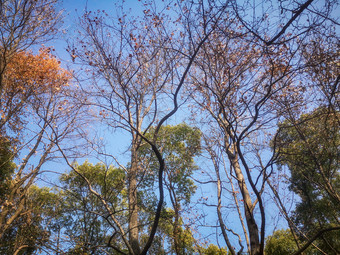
left=128, top=137, right=141, bottom=255
left=226, top=144, right=260, bottom=255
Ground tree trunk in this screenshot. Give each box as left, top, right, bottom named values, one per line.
left=173, top=204, right=181, bottom=255
left=227, top=145, right=261, bottom=255
left=128, top=138, right=140, bottom=255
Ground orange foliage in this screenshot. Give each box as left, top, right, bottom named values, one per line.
left=0, top=48, right=71, bottom=132
left=4, top=48, right=71, bottom=94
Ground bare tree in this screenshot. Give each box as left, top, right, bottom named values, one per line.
left=187, top=8, right=306, bottom=253
left=64, top=1, right=229, bottom=254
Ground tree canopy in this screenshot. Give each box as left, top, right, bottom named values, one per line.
left=274, top=107, right=340, bottom=254
left=0, top=0, right=339, bottom=254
